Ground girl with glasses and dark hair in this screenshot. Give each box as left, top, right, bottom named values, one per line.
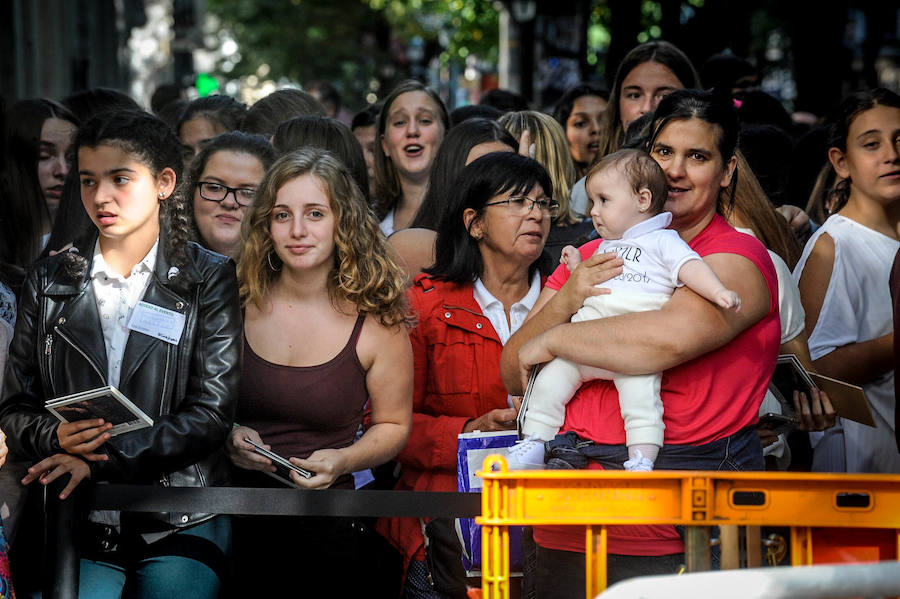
left=184, top=131, right=276, bottom=259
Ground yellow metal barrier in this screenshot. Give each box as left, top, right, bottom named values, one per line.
left=476, top=455, right=900, bottom=599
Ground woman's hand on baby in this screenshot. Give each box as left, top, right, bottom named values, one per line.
left=226, top=426, right=276, bottom=472
left=57, top=419, right=112, bottom=461
left=715, top=289, right=742, bottom=311
left=22, top=453, right=91, bottom=500
left=289, top=449, right=347, bottom=490
left=556, top=252, right=623, bottom=315
left=463, top=408, right=518, bottom=434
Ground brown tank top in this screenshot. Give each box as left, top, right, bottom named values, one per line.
left=236, top=315, right=368, bottom=479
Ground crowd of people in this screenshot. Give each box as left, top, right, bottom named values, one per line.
left=0, top=37, right=898, bottom=599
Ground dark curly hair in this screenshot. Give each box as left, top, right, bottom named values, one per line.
left=62, top=110, right=191, bottom=280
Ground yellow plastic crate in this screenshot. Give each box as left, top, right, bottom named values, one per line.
left=476, top=455, right=900, bottom=599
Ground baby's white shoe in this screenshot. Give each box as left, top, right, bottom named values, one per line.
left=506, top=435, right=546, bottom=470
left=623, top=449, right=654, bottom=472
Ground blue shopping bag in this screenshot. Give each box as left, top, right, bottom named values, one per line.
left=456, top=430, right=523, bottom=575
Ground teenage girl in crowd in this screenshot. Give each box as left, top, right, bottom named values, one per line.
left=0, top=110, right=242, bottom=598
left=794, top=88, right=900, bottom=473
left=569, top=42, right=700, bottom=219
left=596, top=41, right=699, bottom=159
left=373, top=80, right=449, bottom=235
left=553, top=84, right=608, bottom=182
left=502, top=90, right=779, bottom=594
left=1, top=99, right=79, bottom=274
left=184, top=131, right=275, bottom=259
left=226, top=148, right=412, bottom=596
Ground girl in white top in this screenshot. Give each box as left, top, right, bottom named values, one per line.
left=794, top=88, right=900, bottom=473
left=511, top=149, right=740, bottom=471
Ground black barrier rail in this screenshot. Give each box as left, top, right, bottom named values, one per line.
left=44, top=479, right=482, bottom=599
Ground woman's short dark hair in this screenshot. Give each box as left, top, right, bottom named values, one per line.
left=411, top=118, right=517, bottom=230
left=240, top=89, right=327, bottom=138
left=647, top=88, right=740, bottom=213
left=428, top=152, right=552, bottom=283
left=272, top=115, right=369, bottom=202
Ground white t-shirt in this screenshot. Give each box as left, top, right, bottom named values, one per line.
left=793, top=214, right=900, bottom=473
left=592, top=212, right=701, bottom=296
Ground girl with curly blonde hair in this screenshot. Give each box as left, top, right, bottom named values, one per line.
left=228, top=147, right=413, bottom=596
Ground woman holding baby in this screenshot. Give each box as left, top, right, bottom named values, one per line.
left=501, top=89, right=781, bottom=595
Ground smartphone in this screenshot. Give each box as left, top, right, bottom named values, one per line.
left=756, top=412, right=799, bottom=437
left=244, top=437, right=314, bottom=481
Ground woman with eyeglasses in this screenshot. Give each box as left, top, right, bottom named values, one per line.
left=378, top=152, right=555, bottom=598
left=184, top=132, right=276, bottom=259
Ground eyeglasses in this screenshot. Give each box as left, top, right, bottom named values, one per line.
left=484, top=195, right=560, bottom=218
left=196, top=182, right=257, bottom=207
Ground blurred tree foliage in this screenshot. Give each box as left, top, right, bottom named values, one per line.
left=207, top=0, right=393, bottom=108
left=366, top=0, right=499, bottom=66
left=207, top=0, right=499, bottom=109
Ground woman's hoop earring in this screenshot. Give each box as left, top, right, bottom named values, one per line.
left=267, top=251, right=281, bottom=271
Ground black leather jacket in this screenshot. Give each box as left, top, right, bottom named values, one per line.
left=0, top=231, right=242, bottom=529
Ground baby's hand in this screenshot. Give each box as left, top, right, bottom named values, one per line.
left=716, top=289, right=741, bottom=311
left=560, top=245, right=582, bottom=273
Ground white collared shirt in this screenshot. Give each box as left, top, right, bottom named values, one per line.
left=472, top=270, right=542, bottom=346
left=91, top=240, right=159, bottom=387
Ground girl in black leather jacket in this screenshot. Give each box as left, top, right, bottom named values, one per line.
left=0, top=110, right=242, bottom=598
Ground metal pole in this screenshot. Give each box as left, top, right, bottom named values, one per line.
left=44, top=479, right=79, bottom=599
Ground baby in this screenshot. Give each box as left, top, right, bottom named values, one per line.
left=509, top=149, right=740, bottom=471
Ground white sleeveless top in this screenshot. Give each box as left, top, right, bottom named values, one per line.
left=793, top=214, right=900, bottom=473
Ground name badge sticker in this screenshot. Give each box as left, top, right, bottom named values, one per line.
left=127, top=301, right=186, bottom=345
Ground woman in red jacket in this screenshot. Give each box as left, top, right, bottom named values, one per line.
left=379, top=152, right=556, bottom=598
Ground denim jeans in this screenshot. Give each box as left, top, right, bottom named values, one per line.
left=546, top=426, right=765, bottom=472
left=77, top=516, right=231, bottom=599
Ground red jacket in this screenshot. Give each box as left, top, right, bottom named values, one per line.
left=377, top=274, right=510, bottom=566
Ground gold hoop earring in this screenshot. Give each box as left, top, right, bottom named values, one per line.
left=267, top=251, right=281, bottom=271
